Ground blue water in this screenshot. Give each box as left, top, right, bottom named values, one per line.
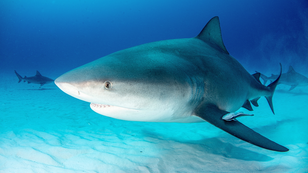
left=1, top=0, right=308, bottom=172
left=1, top=0, right=307, bottom=73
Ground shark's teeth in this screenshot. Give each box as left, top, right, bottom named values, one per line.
left=90, top=103, right=112, bottom=108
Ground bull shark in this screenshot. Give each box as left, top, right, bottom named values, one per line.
left=15, top=70, right=54, bottom=88
left=55, top=16, right=288, bottom=152
left=260, top=66, right=308, bottom=91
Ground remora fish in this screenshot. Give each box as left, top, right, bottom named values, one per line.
left=55, top=16, right=288, bottom=152
left=260, top=66, right=308, bottom=91
left=15, top=70, right=54, bottom=88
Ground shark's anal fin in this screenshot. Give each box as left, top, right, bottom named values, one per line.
left=194, top=104, right=289, bottom=152
left=251, top=97, right=260, bottom=107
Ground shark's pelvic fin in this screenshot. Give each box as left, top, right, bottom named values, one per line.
left=194, top=104, right=289, bottom=152
left=242, top=100, right=253, bottom=111
left=196, top=16, right=229, bottom=55
left=265, top=64, right=282, bottom=114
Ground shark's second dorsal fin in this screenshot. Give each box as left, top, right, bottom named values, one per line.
left=36, top=71, right=42, bottom=76
left=196, top=16, right=229, bottom=55
left=252, top=72, right=262, bottom=84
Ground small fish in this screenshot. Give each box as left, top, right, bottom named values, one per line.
left=222, top=112, right=254, bottom=121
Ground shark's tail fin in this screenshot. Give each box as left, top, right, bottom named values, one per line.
left=265, top=64, right=282, bottom=114
left=14, top=70, right=23, bottom=83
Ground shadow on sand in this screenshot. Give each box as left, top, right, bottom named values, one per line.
left=141, top=129, right=273, bottom=162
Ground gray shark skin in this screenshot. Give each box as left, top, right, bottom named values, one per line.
left=55, top=16, right=288, bottom=152
left=260, top=66, right=308, bottom=91
left=15, top=70, right=54, bottom=88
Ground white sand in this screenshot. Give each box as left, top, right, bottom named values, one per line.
left=1, top=72, right=307, bottom=173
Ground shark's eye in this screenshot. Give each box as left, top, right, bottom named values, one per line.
left=104, top=81, right=112, bottom=90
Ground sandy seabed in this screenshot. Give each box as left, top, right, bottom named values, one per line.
left=0, top=72, right=307, bottom=173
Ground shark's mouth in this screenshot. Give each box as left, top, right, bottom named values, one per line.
left=90, top=103, right=114, bottom=108
left=90, top=102, right=140, bottom=112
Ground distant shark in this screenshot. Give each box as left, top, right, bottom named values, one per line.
left=260, top=66, right=308, bottom=91
left=15, top=70, right=54, bottom=88
left=55, top=16, right=288, bottom=152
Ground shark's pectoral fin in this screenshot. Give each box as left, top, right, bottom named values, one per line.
left=194, top=104, right=289, bottom=152
left=289, top=85, right=297, bottom=91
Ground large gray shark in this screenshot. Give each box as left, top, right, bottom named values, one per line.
left=55, top=17, right=288, bottom=152
left=260, top=66, right=308, bottom=91
left=15, top=70, right=54, bottom=88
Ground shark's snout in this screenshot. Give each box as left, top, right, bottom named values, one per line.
left=55, top=78, right=78, bottom=97
left=55, top=75, right=68, bottom=90
left=55, top=75, right=105, bottom=105
left=54, top=77, right=61, bottom=87
left=55, top=73, right=83, bottom=97
left=55, top=69, right=84, bottom=93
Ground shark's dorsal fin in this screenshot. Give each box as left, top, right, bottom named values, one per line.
left=196, top=16, right=229, bottom=55
left=36, top=71, right=42, bottom=76
left=288, top=66, right=296, bottom=73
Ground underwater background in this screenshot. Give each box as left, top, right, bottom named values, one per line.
left=1, top=0, right=308, bottom=172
